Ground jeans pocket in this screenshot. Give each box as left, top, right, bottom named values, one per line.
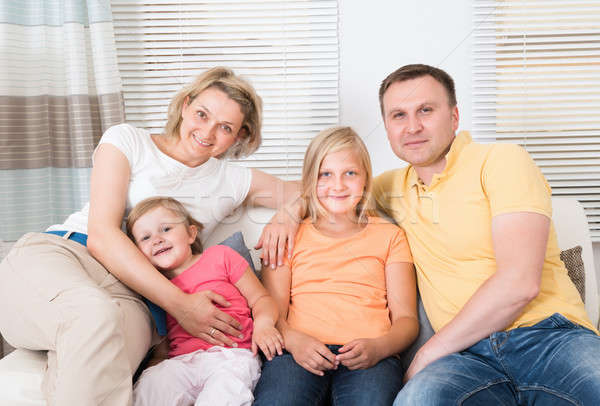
left=548, top=313, right=580, bottom=329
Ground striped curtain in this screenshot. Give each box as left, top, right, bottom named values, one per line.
left=0, top=0, right=124, bottom=245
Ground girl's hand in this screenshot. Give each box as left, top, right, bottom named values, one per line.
left=336, top=338, right=382, bottom=370
left=173, top=290, right=243, bottom=347
left=255, top=207, right=301, bottom=269
left=285, top=329, right=338, bottom=375
left=252, top=319, right=284, bottom=360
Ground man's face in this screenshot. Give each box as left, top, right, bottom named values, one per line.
left=382, top=75, right=459, bottom=171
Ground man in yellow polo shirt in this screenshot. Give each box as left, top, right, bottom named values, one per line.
left=373, top=64, right=600, bottom=405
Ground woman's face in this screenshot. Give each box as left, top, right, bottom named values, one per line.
left=178, top=87, right=245, bottom=166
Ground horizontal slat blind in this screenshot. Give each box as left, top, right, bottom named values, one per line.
left=111, top=0, right=339, bottom=180
left=473, top=0, right=600, bottom=241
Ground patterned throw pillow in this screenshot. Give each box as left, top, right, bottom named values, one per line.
left=560, top=245, right=585, bottom=303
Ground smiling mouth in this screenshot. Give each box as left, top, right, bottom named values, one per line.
left=192, top=133, right=212, bottom=147
left=154, top=247, right=172, bottom=256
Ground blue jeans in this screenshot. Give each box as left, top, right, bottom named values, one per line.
left=254, top=344, right=404, bottom=406
left=394, top=313, right=600, bottom=405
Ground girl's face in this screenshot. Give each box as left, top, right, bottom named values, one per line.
left=178, top=86, right=245, bottom=166
left=316, top=148, right=366, bottom=220
left=131, top=206, right=197, bottom=273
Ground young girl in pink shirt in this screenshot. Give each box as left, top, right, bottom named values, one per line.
left=126, top=197, right=283, bottom=406
left=253, top=127, right=419, bottom=405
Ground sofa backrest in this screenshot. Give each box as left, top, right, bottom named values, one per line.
left=204, top=199, right=599, bottom=329
left=552, top=197, right=599, bottom=327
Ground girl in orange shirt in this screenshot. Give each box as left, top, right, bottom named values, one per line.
left=253, top=126, right=419, bottom=406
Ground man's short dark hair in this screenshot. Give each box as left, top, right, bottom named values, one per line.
left=379, top=64, right=457, bottom=116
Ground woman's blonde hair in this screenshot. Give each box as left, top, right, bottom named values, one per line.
left=126, top=197, right=204, bottom=255
left=163, top=67, right=262, bottom=159
left=301, top=126, right=375, bottom=224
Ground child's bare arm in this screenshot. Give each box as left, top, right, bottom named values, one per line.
left=234, top=267, right=284, bottom=359
left=337, top=261, right=419, bottom=369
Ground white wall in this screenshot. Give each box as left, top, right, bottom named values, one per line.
left=339, top=1, right=473, bottom=175
left=338, top=1, right=600, bottom=290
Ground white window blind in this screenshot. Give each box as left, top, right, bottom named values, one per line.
left=473, top=0, right=600, bottom=241
left=111, top=0, right=339, bottom=180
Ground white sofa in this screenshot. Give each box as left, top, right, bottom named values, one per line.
left=0, top=199, right=598, bottom=405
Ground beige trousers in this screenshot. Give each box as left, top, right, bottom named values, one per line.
left=0, top=232, right=154, bottom=406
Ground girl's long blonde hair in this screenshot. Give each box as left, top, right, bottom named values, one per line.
left=301, top=126, right=375, bottom=224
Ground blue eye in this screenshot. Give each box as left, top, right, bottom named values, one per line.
left=421, top=107, right=432, bottom=113
left=140, top=235, right=150, bottom=242
left=319, top=171, right=330, bottom=178
left=161, top=226, right=172, bottom=233
left=346, top=170, right=357, bottom=176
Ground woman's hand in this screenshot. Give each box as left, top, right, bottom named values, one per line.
left=255, top=208, right=300, bottom=269
left=246, top=170, right=303, bottom=269
left=171, top=290, right=243, bottom=347
left=336, top=338, right=382, bottom=370
left=284, top=328, right=338, bottom=376
left=252, top=318, right=284, bottom=360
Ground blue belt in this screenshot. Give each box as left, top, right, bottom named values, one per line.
left=45, top=230, right=88, bottom=247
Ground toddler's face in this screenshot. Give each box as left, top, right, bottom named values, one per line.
left=131, top=206, right=196, bottom=272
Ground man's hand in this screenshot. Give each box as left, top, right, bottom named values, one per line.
left=336, top=338, right=382, bottom=370
left=403, top=336, right=451, bottom=382
left=285, top=328, right=338, bottom=376
left=172, top=290, right=243, bottom=347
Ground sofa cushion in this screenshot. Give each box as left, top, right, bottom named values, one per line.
left=219, top=231, right=257, bottom=275
left=560, top=245, right=585, bottom=303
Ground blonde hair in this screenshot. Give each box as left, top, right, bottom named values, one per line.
left=301, top=126, right=375, bottom=224
left=163, top=67, right=262, bottom=159
left=126, top=197, right=204, bottom=255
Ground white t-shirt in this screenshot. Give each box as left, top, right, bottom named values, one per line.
left=48, top=124, right=252, bottom=242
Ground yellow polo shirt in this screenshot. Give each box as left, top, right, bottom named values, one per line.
left=373, top=132, right=596, bottom=333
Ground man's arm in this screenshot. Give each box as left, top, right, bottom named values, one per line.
left=404, top=211, right=549, bottom=381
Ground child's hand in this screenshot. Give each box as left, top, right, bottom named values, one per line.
left=285, top=329, right=338, bottom=376
left=336, top=338, right=382, bottom=370
left=252, top=319, right=284, bottom=360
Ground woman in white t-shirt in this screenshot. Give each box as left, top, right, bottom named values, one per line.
left=0, top=67, right=301, bottom=405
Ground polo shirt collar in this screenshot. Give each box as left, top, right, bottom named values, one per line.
left=407, top=130, right=472, bottom=188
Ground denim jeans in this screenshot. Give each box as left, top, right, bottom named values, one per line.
left=394, top=313, right=600, bottom=405
left=253, top=344, right=404, bottom=406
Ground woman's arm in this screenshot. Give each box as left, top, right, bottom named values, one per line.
left=87, top=143, right=242, bottom=346
left=246, top=169, right=304, bottom=269
left=261, top=264, right=337, bottom=375
left=336, top=261, right=419, bottom=369
left=234, top=268, right=283, bottom=359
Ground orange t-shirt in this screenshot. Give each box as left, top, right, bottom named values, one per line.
left=286, top=217, right=413, bottom=345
